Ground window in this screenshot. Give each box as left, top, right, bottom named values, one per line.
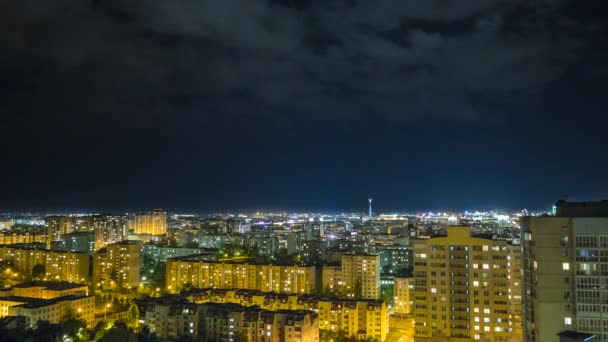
left=563, top=263, right=570, bottom=270
left=565, top=317, right=572, bottom=325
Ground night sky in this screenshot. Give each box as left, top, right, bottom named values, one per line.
left=1, top=0, right=608, bottom=213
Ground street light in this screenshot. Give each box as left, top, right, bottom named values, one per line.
left=104, top=303, right=111, bottom=320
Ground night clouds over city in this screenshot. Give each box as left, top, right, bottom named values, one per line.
left=2, top=0, right=608, bottom=212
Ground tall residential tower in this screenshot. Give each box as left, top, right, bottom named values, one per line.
left=522, top=200, right=608, bottom=342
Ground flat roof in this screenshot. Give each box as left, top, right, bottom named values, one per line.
left=12, top=281, right=87, bottom=291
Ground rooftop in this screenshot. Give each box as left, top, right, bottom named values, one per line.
left=12, top=281, right=87, bottom=291
left=556, top=200, right=608, bottom=217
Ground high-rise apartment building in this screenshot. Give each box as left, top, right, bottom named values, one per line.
left=394, top=277, right=414, bottom=315
left=93, top=214, right=127, bottom=250
left=45, top=215, right=73, bottom=248
left=322, top=254, right=380, bottom=299
left=413, top=225, right=522, bottom=342
left=94, top=240, right=141, bottom=289
left=522, top=200, right=608, bottom=342
left=132, top=209, right=167, bottom=235
left=166, top=258, right=316, bottom=294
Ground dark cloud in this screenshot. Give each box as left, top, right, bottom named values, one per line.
left=1, top=0, right=597, bottom=130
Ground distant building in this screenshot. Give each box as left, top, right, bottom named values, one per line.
left=51, top=231, right=94, bottom=254
left=166, top=258, right=316, bottom=294
left=322, top=254, right=380, bottom=299
left=522, top=200, right=608, bottom=342
left=142, top=244, right=218, bottom=263
left=413, top=225, right=522, bottom=342
left=93, top=214, right=127, bottom=250
left=94, top=240, right=141, bottom=290
left=132, top=209, right=167, bottom=236
left=0, top=219, right=15, bottom=231
left=0, top=231, right=45, bottom=245
left=393, top=277, right=414, bottom=315
left=0, top=246, right=89, bottom=283
left=45, top=215, right=73, bottom=248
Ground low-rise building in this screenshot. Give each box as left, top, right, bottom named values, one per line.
left=187, top=288, right=389, bottom=342
left=0, top=282, right=94, bottom=327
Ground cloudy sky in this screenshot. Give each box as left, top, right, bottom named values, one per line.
left=1, top=0, right=607, bottom=213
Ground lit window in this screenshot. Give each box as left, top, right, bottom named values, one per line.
left=473, top=308, right=479, bottom=313
left=484, top=326, right=490, bottom=332
left=482, top=246, right=489, bottom=251
left=484, top=308, right=490, bottom=314
left=565, top=317, right=572, bottom=325
left=431, top=288, right=437, bottom=293
left=473, top=281, right=479, bottom=287
left=562, top=263, right=570, bottom=270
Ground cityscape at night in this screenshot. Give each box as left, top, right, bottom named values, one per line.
left=2, top=0, right=608, bottom=341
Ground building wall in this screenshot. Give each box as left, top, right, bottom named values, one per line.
left=413, top=225, right=522, bottom=342
left=93, top=215, right=127, bottom=250
left=166, top=260, right=316, bottom=295
left=132, top=210, right=167, bottom=236
left=393, top=277, right=413, bottom=315
left=321, top=254, right=380, bottom=299
left=94, top=241, right=141, bottom=289
left=522, top=216, right=608, bottom=342
left=188, top=289, right=388, bottom=342
left=0, top=246, right=89, bottom=283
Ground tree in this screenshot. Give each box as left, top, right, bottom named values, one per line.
left=126, top=303, right=140, bottom=330
left=32, top=264, right=46, bottom=280
left=98, top=321, right=138, bottom=342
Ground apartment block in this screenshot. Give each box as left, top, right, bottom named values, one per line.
left=394, top=277, right=414, bottom=315
left=0, top=281, right=94, bottom=327
left=187, top=288, right=389, bottom=341
left=522, top=200, right=608, bottom=342
left=413, top=225, right=522, bottom=342
left=132, top=209, right=167, bottom=236
left=0, top=246, right=89, bottom=283
left=94, top=240, right=141, bottom=289
left=322, top=254, right=380, bottom=299
left=166, top=258, right=316, bottom=294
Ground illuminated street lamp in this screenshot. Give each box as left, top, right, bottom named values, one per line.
left=104, top=303, right=111, bottom=320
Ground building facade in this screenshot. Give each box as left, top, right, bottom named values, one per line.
left=93, top=214, right=127, bottom=250
left=166, top=258, right=316, bottom=295
left=413, top=225, right=522, bottom=342
left=94, top=240, right=141, bottom=289
left=132, top=209, right=167, bottom=236
left=322, top=254, right=380, bottom=299
left=187, top=289, right=388, bottom=342
left=522, top=200, right=608, bottom=342
left=394, top=277, right=414, bottom=315
left=0, top=246, right=89, bottom=283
